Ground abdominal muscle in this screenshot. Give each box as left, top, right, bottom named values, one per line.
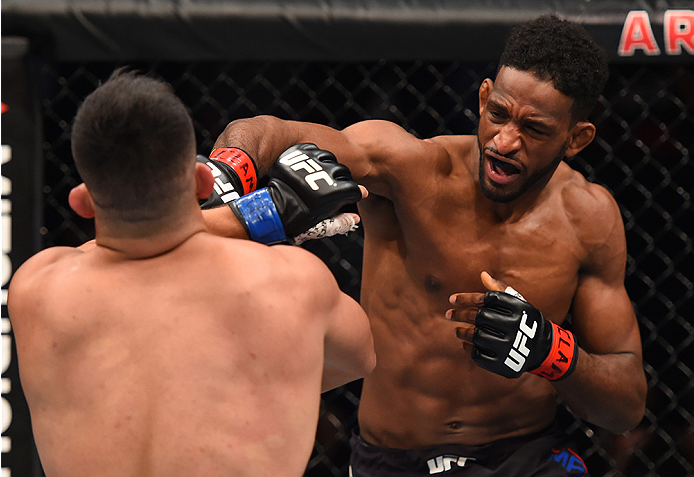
left=356, top=301, right=558, bottom=449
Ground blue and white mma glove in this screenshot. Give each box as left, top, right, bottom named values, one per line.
left=202, top=144, right=362, bottom=245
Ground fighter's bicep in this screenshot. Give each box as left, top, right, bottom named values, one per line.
left=323, top=292, right=374, bottom=369
left=287, top=249, right=374, bottom=373
left=341, top=120, right=440, bottom=198
left=568, top=183, right=640, bottom=355
left=570, top=273, right=641, bottom=358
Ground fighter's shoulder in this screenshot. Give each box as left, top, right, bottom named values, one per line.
left=265, top=244, right=336, bottom=282
left=343, top=120, right=456, bottom=160
left=8, top=247, right=83, bottom=308
left=247, top=243, right=341, bottom=309
left=13, top=246, right=83, bottom=278
left=342, top=119, right=412, bottom=142
left=215, top=238, right=335, bottom=287
left=428, top=134, right=477, bottom=165
left=427, top=133, right=477, bottom=152
left=556, top=165, right=624, bottom=244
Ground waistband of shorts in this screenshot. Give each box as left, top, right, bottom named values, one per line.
left=352, top=420, right=564, bottom=462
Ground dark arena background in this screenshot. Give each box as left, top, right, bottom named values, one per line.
left=2, top=1, right=693, bottom=476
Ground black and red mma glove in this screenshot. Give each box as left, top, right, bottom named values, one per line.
left=197, top=147, right=258, bottom=207
left=199, top=144, right=362, bottom=245
left=472, top=291, right=579, bottom=380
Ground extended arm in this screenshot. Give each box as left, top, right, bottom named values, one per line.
left=202, top=116, right=368, bottom=240
left=199, top=143, right=362, bottom=243
left=213, top=115, right=439, bottom=197
left=206, top=115, right=447, bottom=237
left=213, top=116, right=368, bottom=178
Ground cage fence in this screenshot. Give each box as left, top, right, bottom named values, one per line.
left=36, top=59, right=693, bottom=477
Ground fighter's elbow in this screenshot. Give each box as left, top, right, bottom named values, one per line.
left=606, top=406, right=646, bottom=435
left=604, top=384, right=648, bottom=434
left=363, top=348, right=377, bottom=376
left=624, top=390, right=648, bottom=433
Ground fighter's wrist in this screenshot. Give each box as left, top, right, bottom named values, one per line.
left=230, top=188, right=287, bottom=245
left=529, top=321, right=579, bottom=381
left=209, top=147, right=258, bottom=195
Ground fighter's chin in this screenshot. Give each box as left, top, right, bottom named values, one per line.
left=480, top=180, right=521, bottom=203
left=477, top=155, right=523, bottom=201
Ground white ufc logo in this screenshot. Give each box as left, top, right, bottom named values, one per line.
left=279, top=150, right=335, bottom=190
left=427, top=455, right=476, bottom=474
left=206, top=161, right=240, bottom=203
left=504, top=311, right=537, bottom=372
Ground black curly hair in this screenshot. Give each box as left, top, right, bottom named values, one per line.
left=499, top=14, right=609, bottom=121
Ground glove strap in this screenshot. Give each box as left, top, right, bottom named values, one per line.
left=209, top=147, right=258, bottom=195
left=529, top=322, right=578, bottom=381
left=231, top=189, right=287, bottom=245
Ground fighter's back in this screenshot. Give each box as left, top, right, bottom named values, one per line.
left=9, top=232, right=331, bottom=477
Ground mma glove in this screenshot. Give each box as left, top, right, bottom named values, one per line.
left=199, top=144, right=362, bottom=245
left=198, top=147, right=258, bottom=207
left=472, top=291, right=579, bottom=381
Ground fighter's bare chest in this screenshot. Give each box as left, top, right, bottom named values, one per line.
left=383, top=195, right=583, bottom=317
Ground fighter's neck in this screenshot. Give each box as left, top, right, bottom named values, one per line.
left=479, top=169, right=557, bottom=224
left=91, top=211, right=208, bottom=260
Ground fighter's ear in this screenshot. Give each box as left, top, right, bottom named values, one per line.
left=478, top=78, right=494, bottom=116
left=565, top=121, right=596, bottom=158
left=194, top=161, right=215, bottom=200
left=68, top=183, right=95, bottom=219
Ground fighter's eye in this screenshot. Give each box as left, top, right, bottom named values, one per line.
left=525, top=123, right=549, bottom=136
left=489, top=110, right=505, bottom=121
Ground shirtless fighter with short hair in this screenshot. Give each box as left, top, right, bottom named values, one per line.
left=203, top=14, right=647, bottom=476
left=8, top=69, right=375, bottom=477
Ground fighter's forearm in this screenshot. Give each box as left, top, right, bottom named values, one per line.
left=213, top=116, right=304, bottom=176
left=214, top=115, right=360, bottom=178
left=553, top=349, right=647, bottom=434
left=202, top=206, right=249, bottom=239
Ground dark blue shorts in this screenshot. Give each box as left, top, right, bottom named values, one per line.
left=349, top=422, right=588, bottom=477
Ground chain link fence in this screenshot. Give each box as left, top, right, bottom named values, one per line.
left=35, top=59, right=693, bottom=477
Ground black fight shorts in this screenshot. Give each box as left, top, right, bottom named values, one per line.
left=349, top=422, right=588, bottom=477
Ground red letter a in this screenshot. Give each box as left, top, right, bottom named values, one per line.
left=619, top=11, right=661, bottom=56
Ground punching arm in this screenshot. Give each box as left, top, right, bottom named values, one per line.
left=199, top=144, right=362, bottom=244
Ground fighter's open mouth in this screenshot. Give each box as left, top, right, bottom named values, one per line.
left=490, top=157, right=521, bottom=176
left=485, top=155, right=522, bottom=186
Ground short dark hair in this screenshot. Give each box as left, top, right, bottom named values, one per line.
left=71, top=68, right=195, bottom=221
left=499, top=14, right=609, bottom=121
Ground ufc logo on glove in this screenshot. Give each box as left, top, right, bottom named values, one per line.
left=278, top=149, right=336, bottom=190
left=504, top=311, right=538, bottom=373
left=200, top=143, right=362, bottom=245
left=207, top=161, right=241, bottom=203
left=473, top=291, right=579, bottom=380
